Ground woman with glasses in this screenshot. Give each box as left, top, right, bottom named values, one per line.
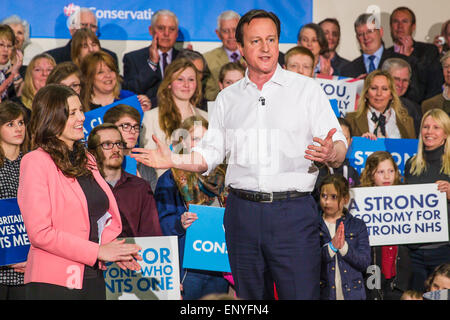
left=46, top=61, right=83, bottom=95
left=16, top=53, right=55, bottom=110
left=140, top=58, right=208, bottom=179
left=18, top=84, right=141, bottom=300
left=80, top=50, right=151, bottom=112
left=0, top=24, right=23, bottom=101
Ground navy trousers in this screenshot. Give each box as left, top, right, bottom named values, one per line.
left=224, top=192, right=321, bottom=300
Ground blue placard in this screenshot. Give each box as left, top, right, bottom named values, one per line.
left=183, top=205, right=230, bottom=273
left=122, top=155, right=137, bottom=175
left=0, top=198, right=30, bottom=266
left=329, top=99, right=340, bottom=118
left=0, top=0, right=312, bottom=43
left=347, top=137, right=419, bottom=175
left=83, top=94, right=143, bottom=140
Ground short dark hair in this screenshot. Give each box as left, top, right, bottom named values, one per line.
left=235, top=9, right=281, bottom=47
left=103, top=104, right=141, bottom=125
left=390, top=7, right=416, bottom=26
left=338, top=117, right=352, bottom=137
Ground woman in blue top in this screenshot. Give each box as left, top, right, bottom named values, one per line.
left=80, top=50, right=151, bottom=111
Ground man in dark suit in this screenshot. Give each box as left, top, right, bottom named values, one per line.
left=341, top=13, right=407, bottom=79
left=319, top=18, right=350, bottom=76
left=385, top=7, right=444, bottom=102
left=45, top=8, right=118, bottom=67
left=122, top=10, right=179, bottom=107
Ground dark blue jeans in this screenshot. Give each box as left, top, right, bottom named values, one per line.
left=408, top=245, right=450, bottom=292
left=182, top=269, right=229, bottom=300
left=224, top=193, right=321, bottom=300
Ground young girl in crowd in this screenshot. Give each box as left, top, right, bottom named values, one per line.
left=318, top=174, right=371, bottom=300
left=360, top=151, right=412, bottom=300
left=0, top=101, right=29, bottom=300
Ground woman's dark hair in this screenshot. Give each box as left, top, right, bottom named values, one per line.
left=0, top=100, right=29, bottom=166
left=235, top=9, right=281, bottom=47
left=298, top=23, right=329, bottom=56
left=29, top=84, right=93, bottom=178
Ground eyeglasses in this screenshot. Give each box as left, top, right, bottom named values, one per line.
left=69, top=83, right=81, bottom=91
left=220, top=28, right=236, bottom=35
left=0, top=42, right=13, bottom=50
left=97, top=141, right=126, bottom=150
left=117, top=123, right=142, bottom=133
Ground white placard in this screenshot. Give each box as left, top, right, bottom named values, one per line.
left=348, top=184, right=449, bottom=246
left=104, top=236, right=180, bottom=300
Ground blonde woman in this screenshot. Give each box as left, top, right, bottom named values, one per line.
left=140, top=58, right=208, bottom=179
left=345, top=69, right=415, bottom=139
left=19, top=53, right=55, bottom=109
left=404, top=108, right=450, bottom=292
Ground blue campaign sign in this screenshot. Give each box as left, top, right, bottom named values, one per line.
left=83, top=94, right=143, bottom=140
left=122, top=155, right=137, bottom=175
left=0, top=198, right=30, bottom=266
left=183, top=205, right=231, bottom=273
left=0, top=0, right=312, bottom=43
left=347, top=137, right=419, bottom=175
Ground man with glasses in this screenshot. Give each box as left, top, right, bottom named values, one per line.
left=341, top=13, right=406, bottom=80
left=122, top=9, right=180, bottom=107
left=103, top=104, right=158, bottom=191
left=46, top=7, right=118, bottom=67
left=87, top=123, right=162, bottom=238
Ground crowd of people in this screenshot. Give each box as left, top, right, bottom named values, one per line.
left=0, top=5, right=449, bottom=301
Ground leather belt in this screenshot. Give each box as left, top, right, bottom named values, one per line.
left=229, top=187, right=310, bottom=203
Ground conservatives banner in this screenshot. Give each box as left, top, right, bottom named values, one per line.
left=183, top=205, right=231, bottom=273
left=0, top=0, right=312, bottom=42
left=0, top=198, right=30, bottom=267
left=347, top=137, right=418, bottom=175
left=348, top=184, right=449, bottom=246
left=104, top=236, right=180, bottom=300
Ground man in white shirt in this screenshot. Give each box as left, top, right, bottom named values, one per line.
left=131, top=9, right=347, bottom=300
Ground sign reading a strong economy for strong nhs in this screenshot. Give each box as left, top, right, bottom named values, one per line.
left=348, top=184, right=449, bottom=246
left=0, top=0, right=312, bottom=42
left=183, top=205, right=231, bottom=273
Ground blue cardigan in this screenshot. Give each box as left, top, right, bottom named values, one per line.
left=319, top=211, right=371, bottom=300
left=154, top=170, right=188, bottom=277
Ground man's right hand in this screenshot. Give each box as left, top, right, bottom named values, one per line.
left=131, top=135, right=174, bottom=169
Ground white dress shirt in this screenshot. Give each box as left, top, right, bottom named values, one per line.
left=192, top=65, right=347, bottom=192
left=367, top=106, right=401, bottom=138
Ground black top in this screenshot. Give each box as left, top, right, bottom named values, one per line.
left=0, top=153, right=24, bottom=286
left=404, top=145, right=450, bottom=249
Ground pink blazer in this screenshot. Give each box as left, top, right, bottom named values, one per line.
left=17, top=148, right=122, bottom=289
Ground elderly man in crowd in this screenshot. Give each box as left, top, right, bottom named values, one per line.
left=122, top=9, right=180, bottom=107
left=87, top=123, right=162, bottom=238
left=382, top=57, right=422, bottom=135
left=45, top=7, right=118, bottom=66
left=385, top=6, right=444, bottom=102
left=203, top=10, right=243, bottom=101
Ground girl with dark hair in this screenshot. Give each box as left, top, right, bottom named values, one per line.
left=0, top=100, right=29, bottom=299
left=17, top=84, right=141, bottom=300
left=318, top=174, right=370, bottom=300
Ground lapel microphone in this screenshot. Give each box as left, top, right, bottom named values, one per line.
left=259, top=97, right=266, bottom=106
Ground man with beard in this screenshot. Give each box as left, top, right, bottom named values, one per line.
left=87, top=123, right=162, bottom=238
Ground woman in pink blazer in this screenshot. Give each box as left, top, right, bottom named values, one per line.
left=17, top=84, right=141, bottom=300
